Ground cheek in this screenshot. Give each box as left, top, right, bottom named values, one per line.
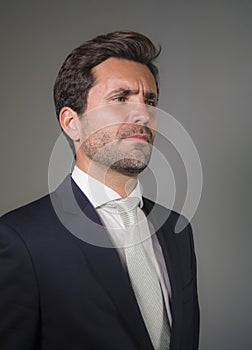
left=97, top=126, right=120, bottom=142
left=87, top=126, right=120, bottom=146
left=83, top=107, right=128, bottom=134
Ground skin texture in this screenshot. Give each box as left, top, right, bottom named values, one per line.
left=60, top=58, right=158, bottom=197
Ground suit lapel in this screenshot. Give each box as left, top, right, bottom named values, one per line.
left=54, top=176, right=154, bottom=350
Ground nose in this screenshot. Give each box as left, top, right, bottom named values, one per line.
left=127, top=102, right=150, bottom=126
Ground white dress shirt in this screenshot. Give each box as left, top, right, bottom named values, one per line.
left=71, top=165, right=172, bottom=325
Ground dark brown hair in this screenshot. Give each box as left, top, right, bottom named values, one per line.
left=53, top=30, right=161, bottom=119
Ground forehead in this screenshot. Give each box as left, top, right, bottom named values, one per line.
left=92, top=57, right=157, bottom=92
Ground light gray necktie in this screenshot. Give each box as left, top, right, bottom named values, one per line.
left=106, top=197, right=170, bottom=350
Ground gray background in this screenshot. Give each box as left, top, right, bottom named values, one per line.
left=0, top=0, right=251, bottom=349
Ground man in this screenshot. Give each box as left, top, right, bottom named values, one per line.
left=0, top=31, right=199, bottom=350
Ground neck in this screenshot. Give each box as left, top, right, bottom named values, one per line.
left=76, top=157, right=138, bottom=198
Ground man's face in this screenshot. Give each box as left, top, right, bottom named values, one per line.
left=77, top=57, right=158, bottom=176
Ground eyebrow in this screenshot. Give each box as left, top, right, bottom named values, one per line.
left=105, top=88, right=158, bottom=101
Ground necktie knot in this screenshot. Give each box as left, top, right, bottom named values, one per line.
left=103, top=197, right=140, bottom=229
left=114, top=197, right=140, bottom=213
left=115, top=197, right=140, bottom=229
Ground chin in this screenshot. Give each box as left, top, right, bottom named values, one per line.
left=111, top=159, right=148, bottom=176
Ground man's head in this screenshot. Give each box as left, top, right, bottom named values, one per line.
left=54, top=31, right=160, bottom=117
left=53, top=31, right=161, bottom=178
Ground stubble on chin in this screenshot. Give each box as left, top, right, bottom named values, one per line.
left=81, top=124, right=154, bottom=176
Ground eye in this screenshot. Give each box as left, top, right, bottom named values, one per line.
left=112, top=95, right=127, bottom=103
left=145, top=99, right=157, bottom=107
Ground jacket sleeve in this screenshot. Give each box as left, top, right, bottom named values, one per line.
left=0, top=220, right=40, bottom=350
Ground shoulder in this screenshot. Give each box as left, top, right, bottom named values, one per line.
left=0, top=194, right=59, bottom=251
left=0, top=175, right=74, bottom=231
left=0, top=174, right=90, bottom=246
left=1, top=193, right=53, bottom=228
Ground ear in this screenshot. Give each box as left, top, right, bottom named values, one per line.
left=59, top=107, right=80, bottom=141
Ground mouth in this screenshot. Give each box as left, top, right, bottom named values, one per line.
left=123, top=133, right=151, bottom=143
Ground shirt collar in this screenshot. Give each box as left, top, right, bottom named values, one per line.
left=71, top=165, right=143, bottom=209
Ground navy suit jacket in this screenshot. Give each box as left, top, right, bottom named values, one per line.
left=0, top=176, right=199, bottom=350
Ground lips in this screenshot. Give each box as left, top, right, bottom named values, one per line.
left=124, top=133, right=150, bottom=142
left=118, top=125, right=153, bottom=143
